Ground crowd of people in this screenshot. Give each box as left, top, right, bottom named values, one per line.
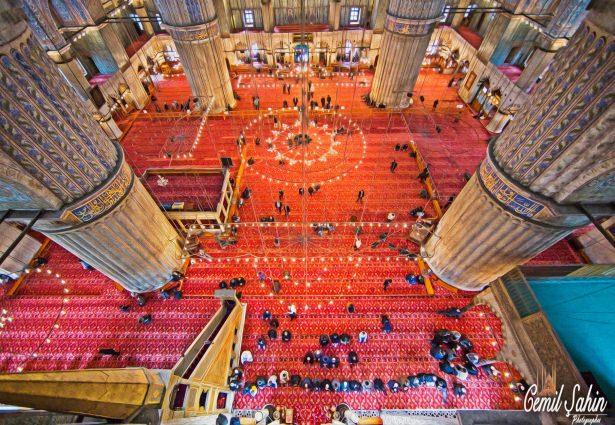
left=150, top=96, right=201, bottom=113
left=231, top=311, right=526, bottom=404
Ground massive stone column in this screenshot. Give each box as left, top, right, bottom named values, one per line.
left=369, top=0, right=446, bottom=108
left=329, top=0, right=341, bottom=31
left=0, top=3, right=182, bottom=293
left=261, top=0, right=274, bottom=32
left=97, top=23, right=150, bottom=109
left=424, top=5, right=615, bottom=290
left=153, top=0, right=236, bottom=112
left=212, top=0, right=231, bottom=37
left=516, top=0, right=590, bottom=92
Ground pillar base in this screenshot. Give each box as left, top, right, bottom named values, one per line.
left=165, top=20, right=236, bottom=113
left=369, top=3, right=445, bottom=108
left=35, top=152, right=183, bottom=293
left=485, top=110, right=512, bottom=133
left=423, top=149, right=585, bottom=290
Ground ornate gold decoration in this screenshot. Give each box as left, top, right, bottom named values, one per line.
left=64, top=162, right=132, bottom=223
left=479, top=159, right=548, bottom=219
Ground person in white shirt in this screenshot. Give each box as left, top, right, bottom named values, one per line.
left=455, top=364, right=469, bottom=380
left=279, top=370, right=289, bottom=384
left=288, top=304, right=297, bottom=320
left=267, top=375, right=278, bottom=388
left=240, top=350, right=253, bottom=364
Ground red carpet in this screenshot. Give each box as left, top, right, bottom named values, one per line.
left=0, top=68, right=569, bottom=422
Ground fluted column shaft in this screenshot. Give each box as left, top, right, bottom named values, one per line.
left=369, top=0, right=445, bottom=108
left=20, top=0, right=124, bottom=141
left=212, top=0, right=231, bottom=37
left=424, top=151, right=578, bottom=290
left=261, top=0, right=274, bottom=32
left=0, top=8, right=182, bottom=293
left=36, top=156, right=182, bottom=293
left=153, top=0, right=236, bottom=112
left=425, top=8, right=615, bottom=290
left=329, top=0, right=341, bottom=31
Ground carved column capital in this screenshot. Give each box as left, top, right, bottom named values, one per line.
left=164, top=19, right=220, bottom=42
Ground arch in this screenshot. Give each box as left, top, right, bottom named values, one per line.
left=294, top=43, right=309, bottom=63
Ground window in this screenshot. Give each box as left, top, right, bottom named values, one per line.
left=243, top=9, right=255, bottom=28
left=198, top=390, right=209, bottom=408
left=130, top=13, right=144, bottom=31
left=349, top=7, right=361, bottom=25
left=441, top=6, right=450, bottom=22
left=464, top=4, right=476, bottom=18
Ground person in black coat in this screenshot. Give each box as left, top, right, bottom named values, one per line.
left=303, top=351, right=315, bottom=364
left=257, top=337, right=266, bottom=350
left=281, top=329, right=292, bottom=342
left=439, top=360, right=457, bottom=376
left=374, top=378, right=386, bottom=392
left=267, top=328, right=277, bottom=340
left=436, top=377, right=448, bottom=402
left=406, top=375, right=420, bottom=388
left=319, top=334, right=330, bottom=347
left=453, top=382, right=467, bottom=397
left=387, top=379, right=401, bottom=392
left=330, top=356, right=340, bottom=368
left=349, top=380, right=362, bottom=391
left=290, top=374, right=301, bottom=386
left=301, top=377, right=312, bottom=390
left=99, top=348, right=120, bottom=356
